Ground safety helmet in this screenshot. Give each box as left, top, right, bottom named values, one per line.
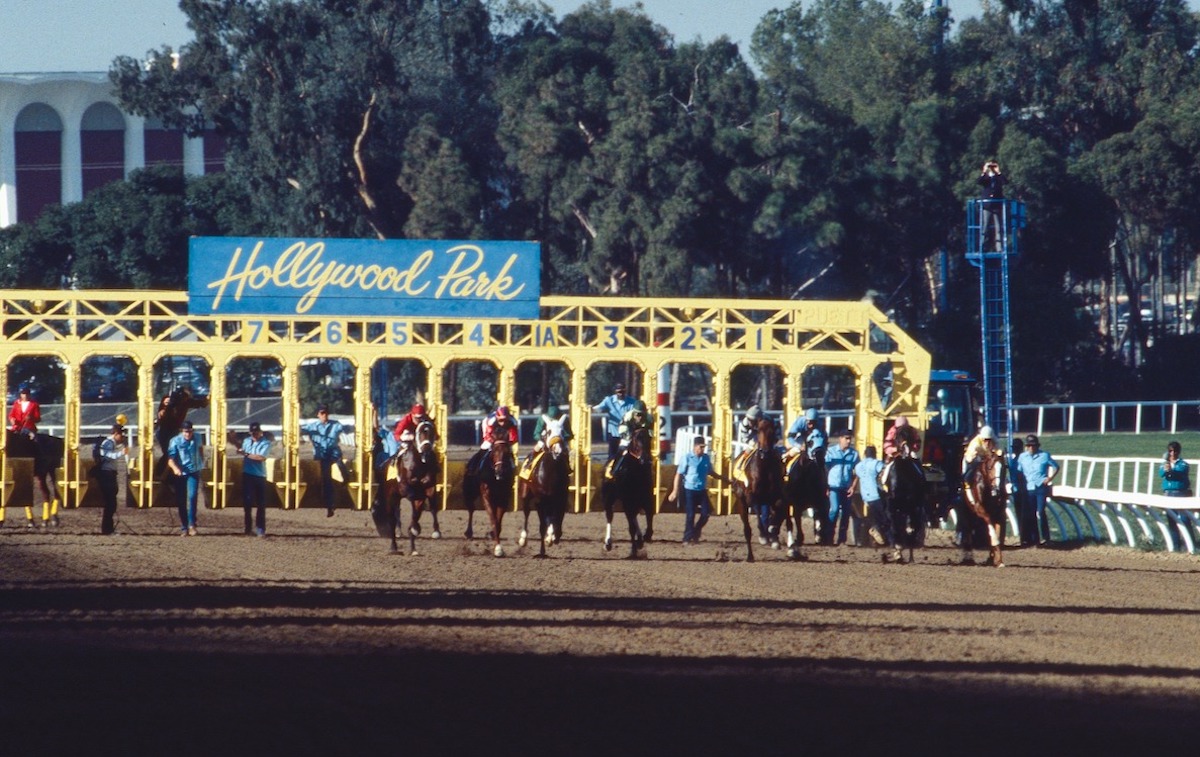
left=746, top=405, right=762, bottom=420
left=804, top=408, right=818, bottom=422
left=412, top=403, right=425, bottom=416
left=979, top=425, right=995, bottom=440
left=496, top=405, right=509, bottom=419
left=894, top=416, right=909, bottom=428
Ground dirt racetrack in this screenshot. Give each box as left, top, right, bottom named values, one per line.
left=2, top=505, right=1199, bottom=756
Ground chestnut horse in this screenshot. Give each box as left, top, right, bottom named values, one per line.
left=463, top=439, right=515, bottom=557
left=731, top=419, right=792, bottom=562
left=600, top=427, right=655, bottom=558
left=882, top=455, right=927, bottom=565
left=372, top=420, right=440, bottom=555
left=961, top=450, right=1007, bottom=567
left=518, top=420, right=571, bottom=558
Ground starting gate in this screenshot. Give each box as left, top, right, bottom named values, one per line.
left=0, top=289, right=932, bottom=516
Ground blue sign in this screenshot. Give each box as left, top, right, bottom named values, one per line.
left=188, top=237, right=541, bottom=318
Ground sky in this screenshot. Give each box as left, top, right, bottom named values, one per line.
left=0, top=0, right=994, bottom=74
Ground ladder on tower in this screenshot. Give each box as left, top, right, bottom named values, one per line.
left=966, top=198, right=1025, bottom=447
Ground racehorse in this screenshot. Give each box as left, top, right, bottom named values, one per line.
left=462, top=439, right=515, bottom=557
left=730, top=419, right=793, bottom=562
left=518, top=416, right=571, bottom=557
left=882, top=454, right=927, bottom=564
left=960, top=449, right=1007, bottom=567
left=372, top=420, right=441, bottom=555
left=6, top=430, right=64, bottom=527
left=600, top=427, right=655, bottom=558
left=782, top=443, right=824, bottom=554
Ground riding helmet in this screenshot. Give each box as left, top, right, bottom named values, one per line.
left=979, top=425, right=995, bottom=440
left=412, top=403, right=425, bottom=416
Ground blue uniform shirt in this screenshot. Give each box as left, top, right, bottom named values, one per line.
left=1016, top=450, right=1057, bottom=489
left=241, top=436, right=271, bottom=478
left=855, top=458, right=885, bottom=502
left=168, top=433, right=204, bottom=475
left=676, top=450, right=713, bottom=492
left=595, top=394, right=637, bottom=437
left=825, top=445, right=859, bottom=489
left=302, top=419, right=344, bottom=461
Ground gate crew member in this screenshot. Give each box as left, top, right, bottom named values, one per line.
left=168, top=420, right=204, bottom=536
left=240, top=422, right=271, bottom=537
left=594, top=383, right=637, bottom=460
left=302, top=405, right=348, bottom=517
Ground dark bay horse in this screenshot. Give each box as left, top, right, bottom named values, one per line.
left=518, top=424, right=571, bottom=558
left=463, top=439, right=515, bottom=557
left=372, top=420, right=440, bottom=555
left=883, top=455, right=927, bottom=564
left=6, top=430, right=64, bottom=526
left=782, top=443, right=823, bottom=556
left=961, top=450, right=1007, bottom=567
left=731, top=419, right=791, bottom=562
left=600, top=428, right=655, bottom=558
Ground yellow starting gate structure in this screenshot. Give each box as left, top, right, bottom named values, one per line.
left=0, top=289, right=931, bottom=518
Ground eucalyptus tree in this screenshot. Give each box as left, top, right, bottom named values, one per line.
left=110, top=0, right=499, bottom=240
left=496, top=1, right=761, bottom=296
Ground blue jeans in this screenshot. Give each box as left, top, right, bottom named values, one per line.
left=1027, top=484, right=1050, bottom=542
left=682, top=488, right=710, bottom=541
left=319, top=458, right=349, bottom=512
left=175, top=472, right=200, bottom=530
left=827, top=487, right=850, bottom=544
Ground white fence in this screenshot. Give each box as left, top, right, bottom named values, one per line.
left=1011, top=400, right=1200, bottom=436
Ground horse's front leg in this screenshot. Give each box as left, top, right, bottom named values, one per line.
left=624, top=506, right=643, bottom=559
left=484, top=489, right=505, bottom=558
left=602, top=491, right=615, bottom=552
left=643, top=501, right=654, bottom=544
left=739, top=500, right=756, bottom=563
left=427, top=489, right=442, bottom=539
left=518, top=487, right=531, bottom=548
left=408, top=500, right=422, bottom=556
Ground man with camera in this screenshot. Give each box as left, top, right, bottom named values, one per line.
left=977, top=160, right=1006, bottom=252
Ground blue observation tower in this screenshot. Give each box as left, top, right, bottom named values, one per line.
left=966, top=197, right=1026, bottom=448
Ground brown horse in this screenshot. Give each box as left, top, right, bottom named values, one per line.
left=730, top=419, right=791, bottom=562
left=518, top=427, right=571, bottom=558
left=372, top=420, right=440, bottom=555
left=464, top=439, right=515, bottom=557
left=600, top=427, right=655, bottom=558
left=961, top=450, right=1007, bottom=567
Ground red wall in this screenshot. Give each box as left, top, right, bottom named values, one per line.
left=81, top=129, right=125, bottom=196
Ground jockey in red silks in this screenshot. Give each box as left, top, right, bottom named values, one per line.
left=393, top=403, right=436, bottom=448
left=882, top=416, right=922, bottom=460
left=482, top=405, right=518, bottom=448
left=8, top=385, right=41, bottom=436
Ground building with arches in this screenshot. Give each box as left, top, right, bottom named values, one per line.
left=0, top=72, right=224, bottom=227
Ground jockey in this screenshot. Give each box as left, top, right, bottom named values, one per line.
left=882, top=416, right=922, bottom=460
left=372, top=413, right=401, bottom=473
left=785, top=408, right=826, bottom=461
left=962, top=425, right=1000, bottom=497
left=532, top=401, right=573, bottom=452
left=618, top=401, right=651, bottom=451
left=8, top=385, right=41, bottom=436
left=481, top=405, right=519, bottom=449
left=737, top=405, right=764, bottom=447
left=393, top=403, right=436, bottom=449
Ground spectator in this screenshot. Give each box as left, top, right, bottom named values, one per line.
left=977, top=160, right=1006, bottom=252
left=1160, top=441, right=1192, bottom=531
left=1008, top=438, right=1030, bottom=546
left=1015, top=434, right=1059, bottom=547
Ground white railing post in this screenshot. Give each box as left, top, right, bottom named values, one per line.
left=1135, top=403, right=1142, bottom=434
left=1171, top=403, right=1178, bottom=435
left=1100, top=403, right=1106, bottom=434
left=1037, top=405, right=1045, bottom=436
left=1068, top=405, right=1075, bottom=435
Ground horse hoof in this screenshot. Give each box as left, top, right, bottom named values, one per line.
left=493, top=544, right=505, bottom=558
left=995, top=562, right=1005, bottom=568
left=758, top=537, right=768, bottom=546
left=644, top=530, right=653, bottom=543
left=746, top=553, right=756, bottom=563
left=431, top=530, right=441, bottom=540
left=603, top=539, right=613, bottom=552
left=464, top=528, right=473, bottom=540
left=389, top=545, right=400, bottom=554
left=518, top=531, right=528, bottom=548
left=772, top=541, right=781, bottom=550
left=410, top=549, right=420, bottom=556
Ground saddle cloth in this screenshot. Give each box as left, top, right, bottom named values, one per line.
left=518, top=450, right=544, bottom=481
